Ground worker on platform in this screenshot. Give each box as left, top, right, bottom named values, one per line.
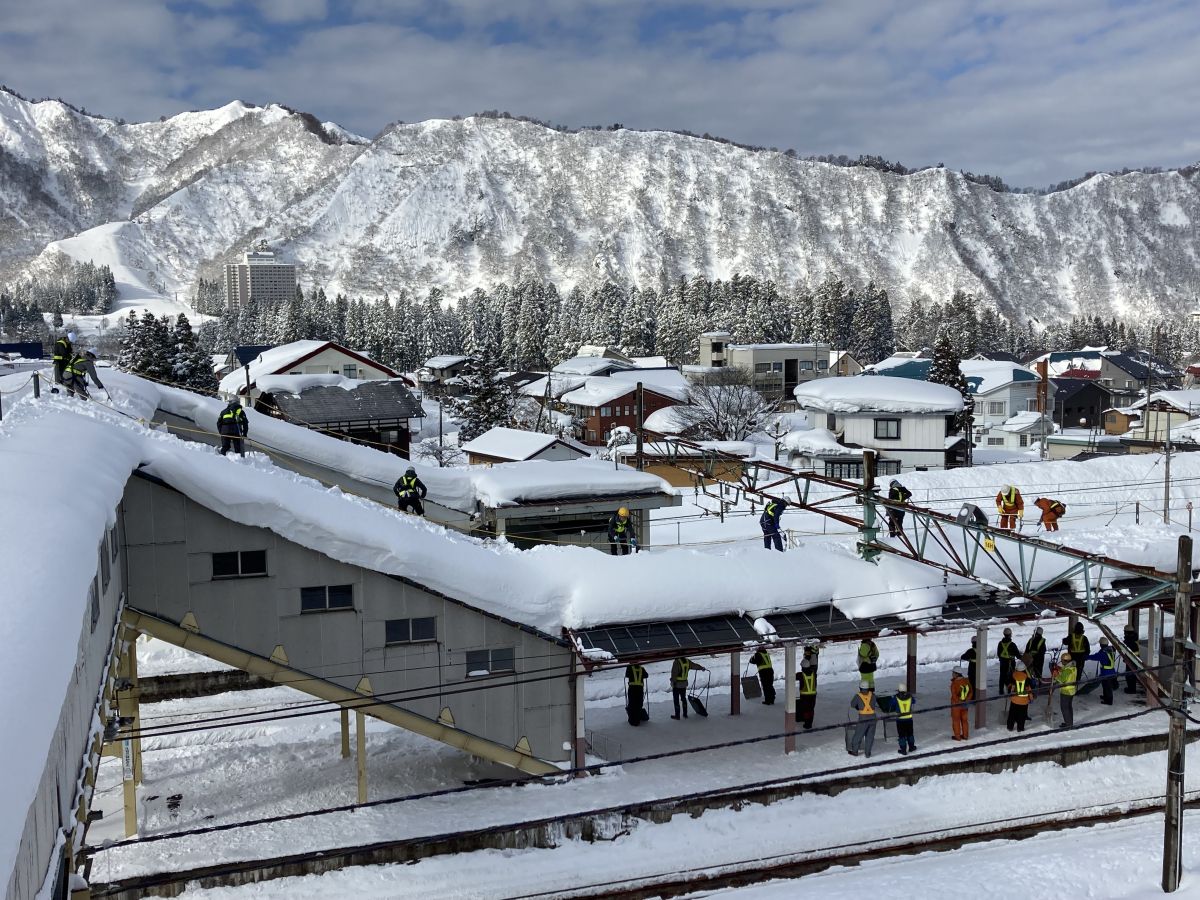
left=1087, top=637, right=1119, bottom=705
left=52, top=331, right=75, bottom=385
left=750, top=645, right=776, bottom=705
left=759, top=496, right=787, bottom=551
left=624, top=661, right=649, bottom=726
left=796, top=652, right=818, bottom=730
left=857, top=637, right=879, bottom=689
left=849, top=681, right=877, bottom=757
left=217, top=398, right=249, bottom=457
left=1123, top=624, right=1142, bottom=695
left=393, top=466, right=428, bottom=516
left=886, top=479, right=913, bottom=537
left=1007, top=660, right=1033, bottom=732
left=1034, top=497, right=1067, bottom=532
left=995, top=484, right=1024, bottom=531
left=1024, top=626, right=1047, bottom=681
left=997, top=627, right=1019, bottom=694
left=894, top=683, right=917, bottom=755
left=960, top=637, right=979, bottom=687
left=1063, top=622, right=1090, bottom=689
left=608, top=506, right=637, bottom=556
left=1053, top=652, right=1078, bottom=727
left=950, top=668, right=973, bottom=740
left=669, top=655, right=706, bottom=720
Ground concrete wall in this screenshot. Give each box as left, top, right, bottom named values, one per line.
left=120, top=476, right=574, bottom=762
left=7, top=513, right=125, bottom=900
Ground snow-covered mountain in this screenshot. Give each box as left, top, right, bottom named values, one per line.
left=2, top=87, right=1198, bottom=322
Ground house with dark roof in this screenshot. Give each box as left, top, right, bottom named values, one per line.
left=260, top=379, right=424, bottom=457
left=1052, top=378, right=1114, bottom=431
left=1030, top=349, right=1181, bottom=405
left=219, top=340, right=404, bottom=402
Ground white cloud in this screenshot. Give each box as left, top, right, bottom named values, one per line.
left=254, top=0, right=329, bottom=25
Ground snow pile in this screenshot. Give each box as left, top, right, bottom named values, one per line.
left=468, top=458, right=671, bottom=507
left=217, top=340, right=328, bottom=395
left=794, top=376, right=964, bottom=414
left=255, top=373, right=361, bottom=394
left=1133, top=389, right=1200, bottom=412
left=782, top=426, right=862, bottom=457
left=552, top=356, right=631, bottom=376
left=561, top=377, right=647, bottom=407
left=608, top=368, right=691, bottom=401
left=459, top=427, right=586, bottom=462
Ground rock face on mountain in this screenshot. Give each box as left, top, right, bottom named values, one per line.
left=2, top=87, right=1197, bottom=321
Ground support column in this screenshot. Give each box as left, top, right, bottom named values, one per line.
left=784, top=643, right=797, bottom=754
left=974, top=624, right=988, bottom=730
left=730, top=651, right=741, bottom=716
left=340, top=708, right=351, bottom=759
left=355, top=710, right=367, bottom=804
left=1162, top=535, right=1192, bottom=893
left=906, top=633, right=918, bottom=697
left=1148, top=605, right=1163, bottom=708
left=495, top=516, right=506, bottom=537
left=121, top=738, right=137, bottom=838
left=572, top=657, right=587, bottom=775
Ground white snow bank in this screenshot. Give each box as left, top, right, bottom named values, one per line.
left=795, top=376, right=963, bottom=414
left=255, top=373, right=361, bottom=393
left=781, top=427, right=862, bottom=457
left=459, top=427, right=587, bottom=462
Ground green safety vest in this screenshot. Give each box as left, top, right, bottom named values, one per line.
left=66, top=354, right=87, bottom=377
left=765, top=501, right=778, bottom=518
left=220, top=407, right=245, bottom=424
left=1100, top=649, right=1117, bottom=672
left=1057, top=664, right=1077, bottom=696
left=53, top=338, right=71, bottom=362
left=753, top=651, right=773, bottom=672
left=398, top=475, right=418, bottom=492
left=627, top=665, right=646, bottom=687
left=1026, top=636, right=1045, bottom=655
left=798, top=671, right=816, bottom=695
left=673, top=658, right=690, bottom=685
left=999, top=639, right=1016, bottom=659
left=1013, top=675, right=1030, bottom=697
left=896, top=695, right=913, bottom=719
left=1069, top=634, right=1086, bottom=654
left=1001, top=487, right=1018, bottom=506
left=613, top=517, right=628, bottom=534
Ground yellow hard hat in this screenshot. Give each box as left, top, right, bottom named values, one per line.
left=618, top=506, right=629, bottom=517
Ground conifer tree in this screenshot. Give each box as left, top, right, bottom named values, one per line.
left=448, top=337, right=516, bottom=441
left=928, top=331, right=973, bottom=440
left=170, top=313, right=216, bottom=392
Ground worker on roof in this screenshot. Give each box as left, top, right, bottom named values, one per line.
left=1007, top=660, right=1033, bottom=732
left=894, top=682, right=917, bottom=755
left=624, top=661, right=649, bottom=726
left=608, top=506, right=636, bottom=556
left=1024, top=626, right=1047, bottom=681
left=950, top=668, right=973, bottom=741
left=1052, top=652, right=1078, bottom=728
left=857, top=637, right=879, bottom=689
left=995, top=484, right=1024, bottom=531
left=750, top=645, right=776, bottom=705
left=669, top=655, right=706, bottom=720
left=63, top=349, right=105, bottom=401
left=52, top=331, right=75, bottom=385
left=217, top=398, right=249, bottom=457
left=886, top=479, right=913, bottom=538
left=759, top=496, right=787, bottom=552
left=849, top=681, right=877, bottom=757
left=393, top=466, right=428, bottom=516
left=997, top=627, right=1019, bottom=695
left=1087, top=637, right=1119, bottom=705
left=1034, top=497, right=1067, bottom=532
left=796, top=649, right=818, bottom=730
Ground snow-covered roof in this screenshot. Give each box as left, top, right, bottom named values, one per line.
left=519, top=373, right=586, bottom=399
left=729, top=342, right=826, bottom=351
left=643, top=405, right=690, bottom=434
left=460, top=427, right=589, bottom=462
left=561, top=376, right=676, bottom=407
left=630, top=356, right=668, bottom=368
left=257, top=373, right=360, bottom=393
left=615, top=440, right=755, bottom=459
left=218, top=340, right=394, bottom=396
left=608, top=368, right=690, bottom=401
left=794, top=376, right=964, bottom=415
left=995, top=411, right=1046, bottom=433
left=552, top=356, right=633, bottom=376
left=781, top=427, right=863, bottom=457
left=960, top=361, right=1038, bottom=395
left=1132, top=390, right=1200, bottom=414
left=423, top=354, right=471, bottom=370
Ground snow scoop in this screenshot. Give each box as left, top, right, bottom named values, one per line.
left=741, top=660, right=762, bottom=700
left=688, top=669, right=710, bottom=717
left=624, top=683, right=641, bottom=727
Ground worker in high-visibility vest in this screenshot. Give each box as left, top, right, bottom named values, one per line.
left=1063, top=622, right=1090, bottom=688
left=1087, top=637, right=1120, bottom=705
left=624, top=662, right=649, bottom=726
left=1007, top=660, right=1033, bottom=732
left=669, top=656, right=705, bottom=720
left=997, top=627, right=1019, bottom=694
left=950, top=669, right=973, bottom=741
left=1053, top=653, right=1078, bottom=728
left=796, top=654, right=818, bottom=730
left=750, top=646, right=776, bottom=705
left=894, top=683, right=916, bottom=755
left=1024, top=626, right=1047, bottom=680
left=857, top=638, right=879, bottom=688
left=995, top=484, right=1024, bottom=531
left=849, top=682, right=877, bottom=757
left=1034, top=497, right=1067, bottom=532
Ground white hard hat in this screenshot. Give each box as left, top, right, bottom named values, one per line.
left=859, top=680, right=870, bottom=690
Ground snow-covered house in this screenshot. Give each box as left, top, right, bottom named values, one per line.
left=1029, top=349, right=1180, bottom=406
left=259, top=377, right=424, bottom=457
left=962, top=361, right=1046, bottom=451
left=419, top=354, right=473, bottom=396
left=461, top=427, right=590, bottom=466
left=552, top=355, right=635, bottom=378
left=560, top=377, right=683, bottom=446
left=792, top=376, right=965, bottom=474
left=697, top=332, right=834, bottom=400
left=830, top=349, right=864, bottom=377
left=219, top=340, right=401, bottom=403
left=613, top=440, right=755, bottom=487
left=1123, top=390, right=1200, bottom=444
left=781, top=426, right=866, bottom=477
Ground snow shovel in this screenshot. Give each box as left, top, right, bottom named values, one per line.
left=688, top=669, right=710, bottom=717
left=844, top=710, right=855, bottom=752
left=741, top=660, right=763, bottom=700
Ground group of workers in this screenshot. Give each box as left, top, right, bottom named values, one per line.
left=51, top=332, right=106, bottom=400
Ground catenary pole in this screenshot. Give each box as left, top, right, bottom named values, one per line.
left=1163, top=534, right=1191, bottom=892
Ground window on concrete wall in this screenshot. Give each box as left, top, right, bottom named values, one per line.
left=465, top=647, right=516, bottom=678
left=1020, top=434, right=1029, bottom=447
left=300, top=584, right=355, bottom=612
left=799, top=361, right=813, bottom=371
left=826, top=414, right=837, bottom=431
left=825, top=461, right=864, bottom=479
left=385, top=617, right=437, bottom=645
left=987, top=437, right=1005, bottom=446
left=874, top=418, right=901, bottom=440
left=211, top=550, right=268, bottom=579
left=343, top=364, right=357, bottom=378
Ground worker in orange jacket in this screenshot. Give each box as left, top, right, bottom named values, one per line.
left=1034, top=497, right=1066, bottom=532
left=995, top=485, right=1024, bottom=530
left=950, top=668, right=973, bottom=740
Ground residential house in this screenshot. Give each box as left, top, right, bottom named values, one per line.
left=792, top=376, right=965, bottom=473
left=830, top=350, right=864, bottom=377
left=420, top=355, right=474, bottom=396
left=780, top=426, right=866, bottom=478
left=1029, top=349, right=1181, bottom=406
left=613, top=440, right=754, bottom=487
left=219, top=340, right=401, bottom=403
left=1122, top=390, right=1200, bottom=447
left=970, top=350, right=1024, bottom=364
left=1103, top=407, right=1139, bottom=435
left=575, top=345, right=635, bottom=364
left=461, top=427, right=591, bottom=466
left=560, top=377, right=681, bottom=445
left=553, top=355, right=635, bottom=377
left=1053, top=378, right=1114, bottom=432
left=697, top=332, right=834, bottom=400
left=259, top=379, right=424, bottom=457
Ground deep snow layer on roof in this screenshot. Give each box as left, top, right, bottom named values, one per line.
left=782, top=427, right=862, bottom=457
left=217, top=340, right=326, bottom=394
left=553, top=356, right=632, bottom=376
left=608, top=368, right=690, bottom=401
left=460, top=427, right=588, bottom=461
left=794, top=376, right=963, bottom=414
left=1133, top=389, right=1200, bottom=413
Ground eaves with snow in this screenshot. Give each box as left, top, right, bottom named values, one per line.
left=793, top=376, right=964, bottom=415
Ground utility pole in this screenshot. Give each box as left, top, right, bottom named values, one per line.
left=1038, top=360, right=1049, bottom=461
left=858, top=450, right=880, bottom=563
left=635, top=382, right=645, bottom=472
left=1165, top=424, right=1173, bottom=524
left=1162, top=534, right=1192, bottom=892
left=1144, top=350, right=1153, bottom=442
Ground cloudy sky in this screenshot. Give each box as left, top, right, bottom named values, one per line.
left=3, top=0, right=1198, bottom=186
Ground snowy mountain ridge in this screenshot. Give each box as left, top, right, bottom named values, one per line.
left=2, top=87, right=1199, bottom=323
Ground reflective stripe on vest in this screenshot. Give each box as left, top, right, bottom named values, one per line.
left=220, top=408, right=243, bottom=423
left=1002, top=487, right=1018, bottom=506
left=765, top=501, right=777, bottom=518
left=799, top=671, right=816, bottom=695
left=1027, top=636, right=1045, bottom=655
left=958, top=682, right=971, bottom=701
left=675, top=659, right=690, bottom=684
left=628, top=666, right=645, bottom=687
left=999, top=640, right=1015, bottom=659
left=896, top=696, right=913, bottom=719
left=1050, top=501, right=1065, bottom=515
left=856, top=692, right=874, bottom=715
left=66, top=356, right=86, bottom=376
left=1070, top=634, right=1085, bottom=654
left=613, top=517, right=628, bottom=534
left=1013, top=675, right=1030, bottom=696
left=1059, top=665, right=1077, bottom=695
left=1102, top=649, right=1117, bottom=672
left=754, top=652, right=772, bottom=672
left=53, top=339, right=70, bottom=361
